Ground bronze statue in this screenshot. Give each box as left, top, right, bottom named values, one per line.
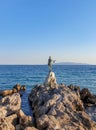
left=48, top=56, right=56, bottom=72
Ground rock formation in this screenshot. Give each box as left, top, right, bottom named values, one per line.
left=0, top=93, right=36, bottom=130
left=29, top=71, right=96, bottom=130
left=80, top=88, right=96, bottom=104
left=0, top=84, right=26, bottom=97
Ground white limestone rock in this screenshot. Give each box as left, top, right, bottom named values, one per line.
left=44, top=72, right=57, bottom=89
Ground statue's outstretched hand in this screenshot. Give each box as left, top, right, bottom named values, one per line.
left=53, top=60, right=56, bottom=63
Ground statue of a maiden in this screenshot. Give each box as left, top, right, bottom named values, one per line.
left=44, top=56, right=57, bottom=87
left=48, top=56, right=56, bottom=72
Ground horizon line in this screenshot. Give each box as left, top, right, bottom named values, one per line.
left=0, top=64, right=95, bottom=66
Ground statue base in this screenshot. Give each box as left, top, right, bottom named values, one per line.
left=44, top=71, right=57, bottom=89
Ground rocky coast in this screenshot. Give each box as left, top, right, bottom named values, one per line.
left=0, top=71, right=96, bottom=130
left=0, top=84, right=37, bottom=130
left=29, top=71, right=96, bottom=130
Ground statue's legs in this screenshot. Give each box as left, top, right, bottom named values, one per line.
left=48, top=65, right=52, bottom=72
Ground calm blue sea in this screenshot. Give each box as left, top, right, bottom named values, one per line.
left=0, top=65, right=96, bottom=115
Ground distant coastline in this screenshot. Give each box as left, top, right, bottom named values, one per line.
left=54, top=62, right=90, bottom=65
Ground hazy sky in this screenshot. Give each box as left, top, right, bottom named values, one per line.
left=0, top=0, right=96, bottom=64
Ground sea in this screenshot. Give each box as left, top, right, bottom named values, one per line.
left=0, top=65, right=96, bottom=116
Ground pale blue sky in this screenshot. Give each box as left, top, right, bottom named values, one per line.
left=0, top=0, right=96, bottom=64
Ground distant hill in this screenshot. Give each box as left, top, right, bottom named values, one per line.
left=55, top=62, right=89, bottom=65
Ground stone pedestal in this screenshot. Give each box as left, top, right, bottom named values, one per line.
left=44, top=71, right=57, bottom=89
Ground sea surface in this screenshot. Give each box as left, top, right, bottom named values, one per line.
left=0, top=65, right=96, bottom=116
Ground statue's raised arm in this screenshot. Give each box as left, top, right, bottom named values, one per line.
left=48, top=56, right=56, bottom=72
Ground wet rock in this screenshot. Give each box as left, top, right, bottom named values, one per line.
left=80, top=88, right=96, bottom=104
left=13, top=84, right=26, bottom=91
left=21, top=85, right=26, bottom=90
left=0, top=84, right=26, bottom=97
left=0, top=89, right=13, bottom=97
left=86, top=105, right=96, bottom=122
left=13, top=84, right=21, bottom=91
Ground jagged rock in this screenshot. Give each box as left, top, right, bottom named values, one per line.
left=68, top=84, right=80, bottom=92
left=0, top=84, right=26, bottom=97
left=18, top=109, right=33, bottom=129
left=86, top=105, right=96, bottom=122
left=29, top=81, right=96, bottom=130
left=36, top=114, right=60, bottom=130
left=0, top=118, right=15, bottom=130
left=0, top=93, right=21, bottom=130
left=0, top=92, right=36, bottom=130
left=13, top=84, right=26, bottom=91
left=0, top=93, right=21, bottom=117
left=80, top=88, right=96, bottom=104
left=13, top=84, right=21, bottom=91
left=12, top=88, right=18, bottom=93
left=0, top=114, right=18, bottom=130
left=6, top=114, right=18, bottom=126
left=24, top=127, right=38, bottom=130
left=15, top=110, right=35, bottom=130
left=21, top=85, right=26, bottom=90
left=44, top=71, right=57, bottom=89
left=0, top=89, right=13, bottom=97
